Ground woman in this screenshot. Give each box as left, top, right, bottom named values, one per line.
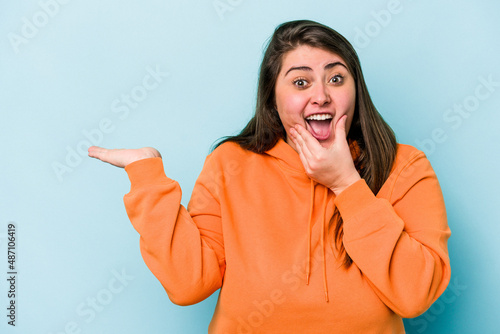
left=89, top=20, right=451, bottom=333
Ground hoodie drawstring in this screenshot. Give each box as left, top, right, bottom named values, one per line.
left=321, top=189, right=329, bottom=302
left=306, top=180, right=330, bottom=302
left=306, top=180, right=315, bottom=286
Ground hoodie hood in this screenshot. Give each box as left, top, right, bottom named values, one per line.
left=264, top=138, right=361, bottom=302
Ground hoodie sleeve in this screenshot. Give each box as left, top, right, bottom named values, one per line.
left=334, top=150, right=451, bottom=318
left=123, top=156, right=225, bottom=306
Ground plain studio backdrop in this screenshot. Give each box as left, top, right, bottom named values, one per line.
left=0, top=1, right=498, bottom=333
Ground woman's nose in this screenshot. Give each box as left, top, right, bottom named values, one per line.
left=310, top=83, right=331, bottom=106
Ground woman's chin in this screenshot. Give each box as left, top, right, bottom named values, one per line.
left=318, top=137, right=334, bottom=148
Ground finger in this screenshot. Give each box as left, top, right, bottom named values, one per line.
left=88, top=146, right=109, bottom=160
left=88, top=146, right=123, bottom=166
left=334, top=115, right=347, bottom=141
left=290, top=127, right=311, bottom=159
left=332, top=116, right=351, bottom=150
left=289, top=128, right=305, bottom=155
left=291, top=125, right=313, bottom=152
left=289, top=129, right=312, bottom=172
left=293, top=124, right=325, bottom=162
left=294, top=124, right=323, bottom=151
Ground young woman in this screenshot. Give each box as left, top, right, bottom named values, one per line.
left=89, top=20, right=451, bottom=333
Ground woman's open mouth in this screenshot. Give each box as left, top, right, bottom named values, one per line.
left=305, top=113, right=333, bottom=141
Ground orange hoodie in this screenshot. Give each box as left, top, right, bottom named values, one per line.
left=123, top=139, right=451, bottom=334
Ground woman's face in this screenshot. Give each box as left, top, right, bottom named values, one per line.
left=274, top=45, right=356, bottom=151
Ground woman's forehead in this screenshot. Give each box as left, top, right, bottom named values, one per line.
left=279, top=46, right=348, bottom=75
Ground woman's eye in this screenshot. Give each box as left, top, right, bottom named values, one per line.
left=293, top=79, right=308, bottom=88
left=330, top=75, right=344, bottom=84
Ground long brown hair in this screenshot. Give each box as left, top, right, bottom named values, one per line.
left=215, top=20, right=397, bottom=268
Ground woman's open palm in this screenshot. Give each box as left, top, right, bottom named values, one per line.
left=88, top=146, right=161, bottom=168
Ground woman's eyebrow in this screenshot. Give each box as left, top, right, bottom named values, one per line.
left=284, top=62, right=347, bottom=76
left=324, top=62, right=347, bottom=71
left=284, top=66, right=312, bottom=76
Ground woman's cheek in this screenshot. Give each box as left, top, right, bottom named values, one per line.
left=284, top=97, right=308, bottom=120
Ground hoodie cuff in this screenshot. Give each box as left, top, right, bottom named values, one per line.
left=124, top=157, right=173, bottom=190
left=334, top=179, right=377, bottom=222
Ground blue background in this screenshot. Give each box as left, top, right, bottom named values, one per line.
left=1, top=0, right=499, bottom=333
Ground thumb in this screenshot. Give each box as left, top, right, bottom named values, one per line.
left=334, top=115, right=347, bottom=141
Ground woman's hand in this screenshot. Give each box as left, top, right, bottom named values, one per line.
left=289, top=115, right=361, bottom=196
left=88, top=146, right=161, bottom=168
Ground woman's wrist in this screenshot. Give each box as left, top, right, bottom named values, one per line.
left=330, top=172, right=361, bottom=196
